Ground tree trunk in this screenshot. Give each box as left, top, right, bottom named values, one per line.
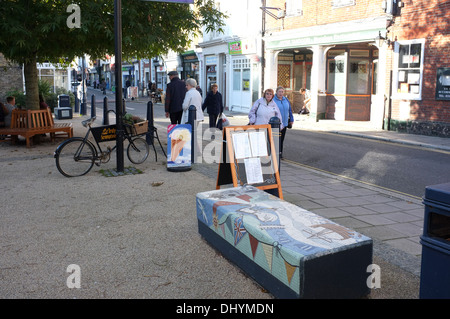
left=23, top=56, right=39, bottom=110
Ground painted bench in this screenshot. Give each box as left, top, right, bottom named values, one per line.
left=196, top=185, right=373, bottom=299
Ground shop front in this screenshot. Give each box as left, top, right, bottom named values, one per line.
left=264, top=16, right=387, bottom=127
left=181, top=50, right=199, bottom=83
left=228, top=39, right=261, bottom=112
left=325, top=45, right=379, bottom=121
left=205, top=55, right=218, bottom=93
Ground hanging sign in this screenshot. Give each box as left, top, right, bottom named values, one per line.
left=228, top=41, right=242, bottom=55
left=436, top=67, right=450, bottom=101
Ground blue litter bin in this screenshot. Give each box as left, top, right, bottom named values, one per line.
left=420, top=182, right=450, bottom=299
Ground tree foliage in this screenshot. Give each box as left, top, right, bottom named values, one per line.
left=0, top=0, right=226, bottom=108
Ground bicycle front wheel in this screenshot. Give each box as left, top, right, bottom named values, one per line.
left=55, top=138, right=96, bottom=177
left=127, top=137, right=149, bottom=164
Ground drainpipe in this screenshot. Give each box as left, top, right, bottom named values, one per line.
left=261, top=0, right=266, bottom=94
left=387, top=70, right=392, bottom=130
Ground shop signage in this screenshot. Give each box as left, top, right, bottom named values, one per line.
left=91, top=125, right=117, bottom=142
left=229, top=41, right=242, bottom=55
left=435, top=67, right=450, bottom=101
left=205, top=55, right=218, bottom=65
left=266, top=29, right=380, bottom=49
left=332, top=0, right=355, bottom=8
left=143, top=0, right=194, bottom=3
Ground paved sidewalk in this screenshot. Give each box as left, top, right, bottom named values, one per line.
left=3, top=107, right=449, bottom=299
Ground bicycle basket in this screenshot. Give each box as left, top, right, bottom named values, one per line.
left=127, top=120, right=148, bottom=136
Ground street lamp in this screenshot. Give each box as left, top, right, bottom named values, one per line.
left=375, top=31, right=391, bottom=48
left=114, top=0, right=194, bottom=172
left=114, top=0, right=124, bottom=172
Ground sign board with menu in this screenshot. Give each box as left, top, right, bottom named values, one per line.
left=216, top=124, right=283, bottom=199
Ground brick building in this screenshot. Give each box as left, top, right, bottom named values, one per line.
left=262, top=0, right=450, bottom=136
left=386, top=0, right=450, bottom=136
left=0, top=53, right=23, bottom=102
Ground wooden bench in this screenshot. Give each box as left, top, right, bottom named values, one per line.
left=0, top=108, right=73, bottom=147
left=196, top=185, right=373, bottom=299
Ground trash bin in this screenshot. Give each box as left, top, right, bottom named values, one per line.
left=54, top=94, right=73, bottom=119
left=420, top=182, right=450, bottom=299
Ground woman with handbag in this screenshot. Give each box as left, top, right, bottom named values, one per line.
left=248, top=88, right=283, bottom=129
left=202, top=83, right=223, bottom=128
left=273, top=86, right=294, bottom=159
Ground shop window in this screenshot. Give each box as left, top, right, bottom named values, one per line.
left=233, top=69, right=241, bottom=90
left=348, top=58, right=370, bottom=95
left=277, top=64, right=291, bottom=89
left=327, top=52, right=346, bottom=94
left=392, top=39, right=425, bottom=100
left=293, top=51, right=312, bottom=91
left=232, top=58, right=250, bottom=91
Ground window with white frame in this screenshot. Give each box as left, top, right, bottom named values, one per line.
left=392, top=39, right=425, bottom=100
left=286, top=0, right=302, bottom=16
left=232, top=58, right=251, bottom=91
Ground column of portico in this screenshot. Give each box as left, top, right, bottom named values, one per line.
left=264, top=49, right=281, bottom=92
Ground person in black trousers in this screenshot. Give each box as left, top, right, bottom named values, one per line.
left=202, top=83, right=223, bottom=128
left=165, top=71, right=186, bottom=124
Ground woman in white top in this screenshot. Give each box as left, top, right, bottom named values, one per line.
left=248, top=88, right=284, bottom=129
left=181, top=78, right=204, bottom=124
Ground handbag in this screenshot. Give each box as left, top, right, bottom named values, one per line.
left=216, top=113, right=230, bottom=130
left=287, top=115, right=292, bottom=129
left=216, top=113, right=223, bottom=130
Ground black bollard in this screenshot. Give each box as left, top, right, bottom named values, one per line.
left=269, top=116, right=281, bottom=165
left=146, top=100, right=154, bottom=145
left=103, top=96, right=109, bottom=125
left=268, top=116, right=281, bottom=198
left=122, top=98, right=126, bottom=114
left=74, top=95, right=79, bottom=113
left=188, top=105, right=196, bottom=163
left=91, top=94, right=96, bottom=118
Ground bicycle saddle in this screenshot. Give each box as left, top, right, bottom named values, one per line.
left=82, top=117, right=96, bottom=127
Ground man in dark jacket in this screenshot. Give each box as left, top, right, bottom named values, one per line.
left=165, top=71, right=186, bottom=124
left=202, top=83, right=223, bottom=128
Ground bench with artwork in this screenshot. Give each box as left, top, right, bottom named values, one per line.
left=0, top=108, right=73, bottom=147
left=196, top=185, right=373, bottom=299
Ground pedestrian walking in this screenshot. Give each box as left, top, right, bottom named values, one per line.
left=165, top=71, right=186, bottom=124
left=273, top=86, right=294, bottom=159
left=181, top=78, right=204, bottom=124
left=202, top=83, right=223, bottom=128
left=248, top=89, right=283, bottom=129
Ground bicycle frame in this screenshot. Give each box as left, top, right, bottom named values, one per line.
left=55, top=118, right=135, bottom=164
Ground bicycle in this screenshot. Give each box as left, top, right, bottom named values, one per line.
left=54, top=117, right=150, bottom=177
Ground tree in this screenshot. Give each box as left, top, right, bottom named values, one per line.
left=0, top=0, right=225, bottom=109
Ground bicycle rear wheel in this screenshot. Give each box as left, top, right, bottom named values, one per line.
left=55, top=138, right=96, bottom=177
left=127, top=137, right=149, bottom=164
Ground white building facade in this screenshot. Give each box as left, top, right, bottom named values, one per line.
left=198, top=0, right=263, bottom=112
